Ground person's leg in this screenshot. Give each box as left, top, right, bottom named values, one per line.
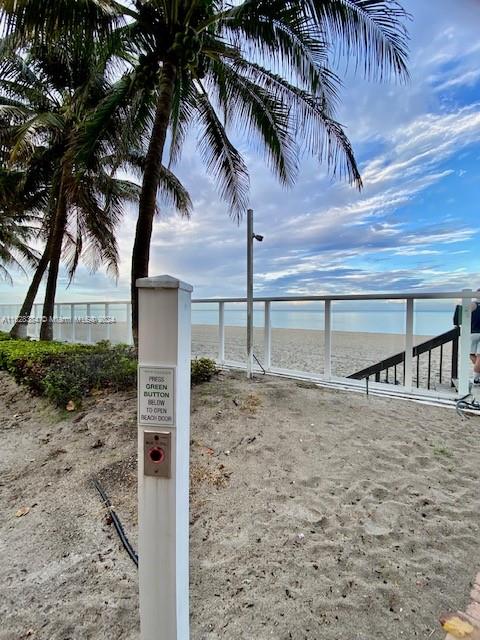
left=474, top=335, right=480, bottom=381
left=471, top=336, right=480, bottom=376
left=475, top=354, right=480, bottom=375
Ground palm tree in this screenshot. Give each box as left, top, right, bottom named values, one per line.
left=1, top=38, right=192, bottom=339
left=82, top=0, right=409, bottom=342
left=1, top=1, right=410, bottom=344
left=1, top=103, right=61, bottom=336
left=0, top=36, right=133, bottom=339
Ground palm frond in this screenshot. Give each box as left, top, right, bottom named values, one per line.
left=304, top=0, right=410, bottom=81
left=157, top=165, right=192, bottom=217
left=69, top=180, right=120, bottom=278
left=206, top=61, right=298, bottom=186
left=7, top=112, right=64, bottom=163
left=196, top=87, right=250, bottom=219
left=217, top=2, right=331, bottom=87
left=169, top=69, right=198, bottom=167
left=100, top=152, right=192, bottom=217
left=77, top=69, right=156, bottom=166
left=230, top=59, right=361, bottom=187
left=0, top=205, right=40, bottom=280
left=0, top=0, right=123, bottom=46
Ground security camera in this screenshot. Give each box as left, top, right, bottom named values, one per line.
left=253, top=234, right=264, bottom=242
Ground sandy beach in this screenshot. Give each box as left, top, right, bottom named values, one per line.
left=0, top=369, right=478, bottom=639
left=192, top=325, right=453, bottom=389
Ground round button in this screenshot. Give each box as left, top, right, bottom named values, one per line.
left=149, top=447, right=165, bottom=464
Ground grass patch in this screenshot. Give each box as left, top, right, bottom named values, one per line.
left=432, top=443, right=453, bottom=458
left=295, top=380, right=318, bottom=390
left=239, top=392, right=262, bottom=414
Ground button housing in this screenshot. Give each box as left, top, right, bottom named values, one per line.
left=144, top=431, right=172, bottom=478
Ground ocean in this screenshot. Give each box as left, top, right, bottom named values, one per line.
left=191, top=307, right=457, bottom=336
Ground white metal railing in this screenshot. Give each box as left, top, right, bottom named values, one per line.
left=0, top=289, right=475, bottom=401
left=0, top=301, right=132, bottom=345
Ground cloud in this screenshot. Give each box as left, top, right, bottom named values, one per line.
left=434, top=69, right=480, bottom=92
left=2, top=0, right=480, bottom=305
left=362, top=106, right=480, bottom=186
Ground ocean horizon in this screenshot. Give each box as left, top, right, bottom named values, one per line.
left=192, top=307, right=456, bottom=336
left=0, top=303, right=459, bottom=337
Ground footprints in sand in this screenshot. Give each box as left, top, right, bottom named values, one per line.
left=187, top=374, right=480, bottom=639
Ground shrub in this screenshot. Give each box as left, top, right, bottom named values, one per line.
left=0, top=339, right=87, bottom=386
left=0, top=338, right=135, bottom=407
left=42, top=344, right=137, bottom=406
left=0, top=335, right=217, bottom=407
left=191, top=357, right=218, bottom=385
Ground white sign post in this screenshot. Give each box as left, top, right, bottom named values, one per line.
left=137, top=275, right=192, bottom=640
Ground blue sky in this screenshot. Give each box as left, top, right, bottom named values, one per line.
left=2, top=0, right=480, bottom=304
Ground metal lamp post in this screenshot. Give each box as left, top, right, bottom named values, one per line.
left=246, top=209, right=263, bottom=379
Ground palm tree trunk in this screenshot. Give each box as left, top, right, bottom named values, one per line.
left=131, top=61, right=177, bottom=346
left=39, top=182, right=68, bottom=341
left=9, top=228, right=54, bottom=338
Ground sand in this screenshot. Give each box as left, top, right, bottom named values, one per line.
left=192, top=325, right=453, bottom=389
left=6, top=320, right=454, bottom=390
left=1, top=369, right=479, bottom=639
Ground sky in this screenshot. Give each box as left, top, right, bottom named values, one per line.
left=2, top=0, right=480, bottom=304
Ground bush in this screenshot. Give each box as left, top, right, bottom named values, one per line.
left=191, top=357, right=218, bottom=385
left=42, top=344, right=137, bottom=407
left=0, top=335, right=217, bottom=407
left=0, top=339, right=87, bottom=386
left=0, top=338, right=135, bottom=407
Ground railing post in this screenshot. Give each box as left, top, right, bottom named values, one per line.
left=264, top=301, right=271, bottom=371
left=86, top=303, right=92, bottom=344
left=127, top=302, right=133, bottom=345
left=54, top=303, right=59, bottom=340
left=324, top=300, right=332, bottom=379
left=218, top=302, right=225, bottom=365
left=34, top=303, right=39, bottom=338
left=71, top=304, right=76, bottom=343
left=105, top=303, right=111, bottom=342
left=22, top=303, right=28, bottom=338
left=136, top=275, right=192, bottom=640
left=458, top=289, right=473, bottom=396
left=451, top=328, right=459, bottom=385
left=404, top=298, right=414, bottom=390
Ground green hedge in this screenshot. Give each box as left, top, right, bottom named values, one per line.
left=0, top=335, right=136, bottom=406
left=0, top=332, right=217, bottom=408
